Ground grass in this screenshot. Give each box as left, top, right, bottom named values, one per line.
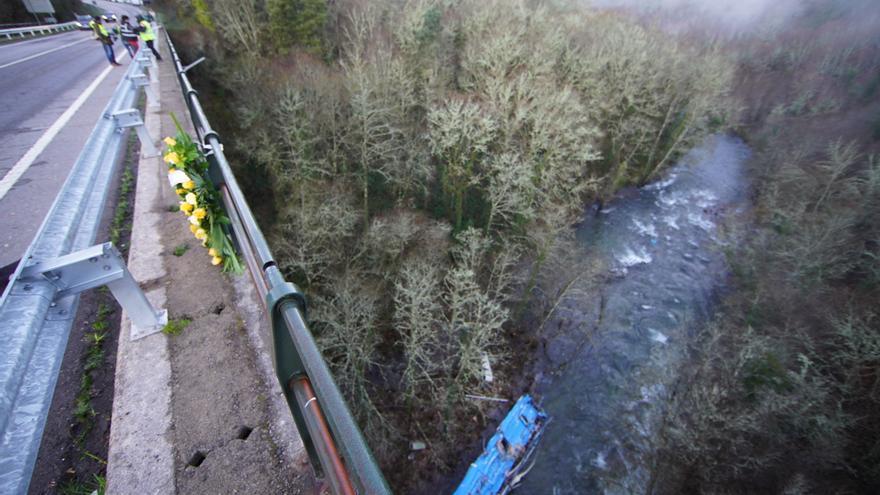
left=58, top=474, right=106, bottom=495
left=81, top=450, right=107, bottom=466
left=172, top=243, right=190, bottom=257
left=64, top=154, right=134, bottom=489
left=109, top=165, right=134, bottom=249
left=73, top=378, right=95, bottom=426
left=162, top=318, right=192, bottom=336
left=73, top=304, right=114, bottom=441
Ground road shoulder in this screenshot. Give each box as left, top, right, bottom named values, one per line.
left=106, top=37, right=313, bottom=494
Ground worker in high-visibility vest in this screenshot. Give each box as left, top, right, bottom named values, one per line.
left=89, top=16, right=120, bottom=66
left=136, top=15, right=162, bottom=61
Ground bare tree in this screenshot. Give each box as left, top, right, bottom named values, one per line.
left=394, top=259, right=443, bottom=402
left=211, top=0, right=263, bottom=55
left=273, top=183, right=359, bottom=286
left=443, top=229, right=510, bottom=396
left=427, top=99, right=497, bottom=230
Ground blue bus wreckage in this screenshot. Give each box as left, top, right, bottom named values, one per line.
left=453, top=395, right=549, bottom=495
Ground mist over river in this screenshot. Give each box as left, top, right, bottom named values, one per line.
left=519, top=135, right=751, bottom=494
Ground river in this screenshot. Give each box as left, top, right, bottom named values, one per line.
left=517, top=135, right=751, bottom=494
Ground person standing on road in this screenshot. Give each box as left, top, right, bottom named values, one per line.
left=89, top=16, right=121, bottom=67
left=115, top=15, right=140, bottom=58
left=136, top=15, right=162, bottom=61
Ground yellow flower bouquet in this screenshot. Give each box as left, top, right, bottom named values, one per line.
left=163, top=117, right=242, bottom=273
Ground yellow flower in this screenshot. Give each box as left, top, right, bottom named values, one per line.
left=211, top=255, right=223, bottom=266
left=185, top=192, right=198, bottom=206
left=195, top=228, right=208, bottom=240
left=182, top=180, right=195, bottom=190
left=163, top=151, right=180, bottom=165
left=176, top=188, right=185, bottom=196
left=188, top=215, right=200, bottom=226
left=208, top=248, right=218, bottom=257
left=193, top=208, right=207, bottom=220
left=189, top=224, right=199, bottom=233
left=179, top=202, right=194, bottom=213
left=163, top=137, right=177, bottom=147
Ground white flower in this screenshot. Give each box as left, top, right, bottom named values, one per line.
left=167, top=169, right=190, bottom=187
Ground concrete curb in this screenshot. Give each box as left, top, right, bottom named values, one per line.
left=105, top=35, right=310, bottom=494
left=230, top=274, right=308, bottom=467
left=106, top=51, right=175, bottom=495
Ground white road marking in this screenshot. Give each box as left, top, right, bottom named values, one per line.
left=0, top=36, right=91, bottom=69
left=0, top=49, right=128, bottom=201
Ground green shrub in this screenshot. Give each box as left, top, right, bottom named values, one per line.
left=192, top=0, right=215, bottom=31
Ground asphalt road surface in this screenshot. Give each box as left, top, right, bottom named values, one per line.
left=0, top=0, right=147, bottom=270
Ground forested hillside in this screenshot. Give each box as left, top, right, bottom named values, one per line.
left=158, top=1, right=730, bottom=489
left=642, top=1, right=880, bottom=492
left=158, top=0, right=880, bottom=493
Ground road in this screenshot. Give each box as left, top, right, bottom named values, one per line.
left=0, top=0, right=148, bottom=269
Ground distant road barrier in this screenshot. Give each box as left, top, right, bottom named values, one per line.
left=163, top=30, right=391, bottom=495
left=0, top=49, right=165, bottom=494
left=0, top=21, right=79, bottom=39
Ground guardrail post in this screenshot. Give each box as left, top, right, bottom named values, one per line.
left=18, top=243, right=168, bottom=340
left=112, top=109, right=158, bottom=157
left=129, top=72, right=158, bottom=107
left=137, top=51, right=158, bottom=84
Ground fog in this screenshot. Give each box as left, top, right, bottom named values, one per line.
left=587, top=0, right=804, bottom=34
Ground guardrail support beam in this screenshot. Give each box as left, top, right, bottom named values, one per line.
left=136, top=52, right=159, bottom=84
left=112, top=108, right=158, bottom=157
left=129, top=73, right=158, bottom=107
left=181, top=56, right=206, bottom=74
left=19, top=243, right=168, bottom=340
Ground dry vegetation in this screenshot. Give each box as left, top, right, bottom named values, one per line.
left=161, top=0, right=732, bottom=490
left=159, top=0, right=880, bottom=492
left=640, top=1, right=880, bottom=493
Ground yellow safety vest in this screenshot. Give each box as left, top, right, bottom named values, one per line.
left=139, top=20, right=155, bottom=42
left=89, top=20, right=109, bottom=38
left=89, top=20, right=114, bottom=46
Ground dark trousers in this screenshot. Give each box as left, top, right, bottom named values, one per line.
left=145, top=39, right=161, bottom=60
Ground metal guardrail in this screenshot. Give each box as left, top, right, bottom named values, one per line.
left=0, top=50, right=165, bottom=494
left=163, top=30, right=391, bottom=495
left=0, top=21, right=79, bottom=39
